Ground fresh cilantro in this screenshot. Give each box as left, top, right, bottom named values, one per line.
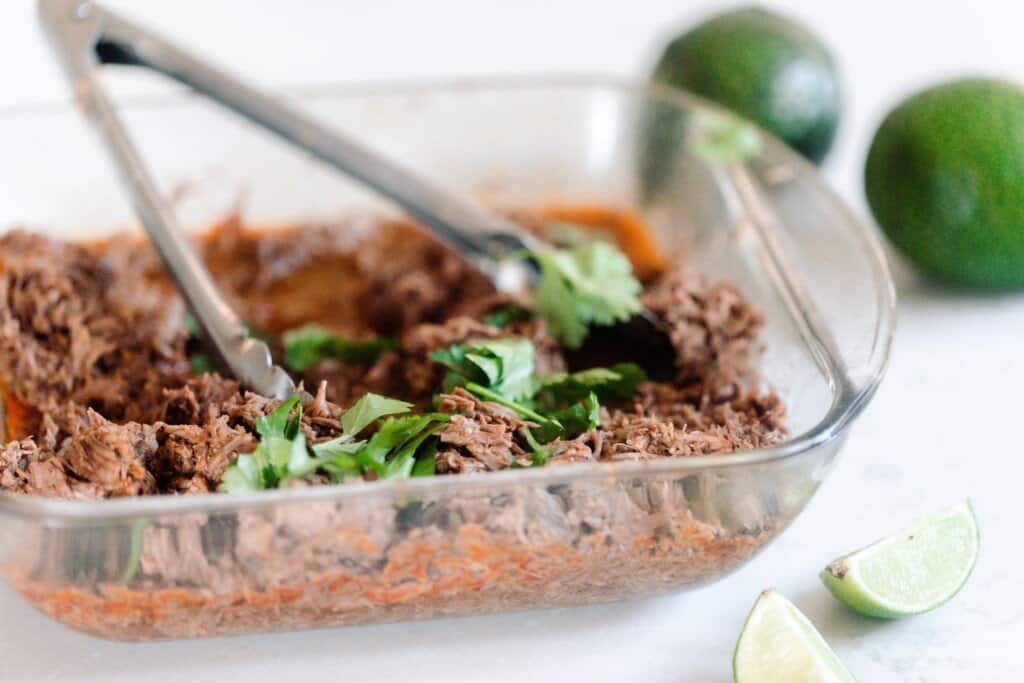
left=354, top=413, right=449, bottom=480
left=534, top=363, right=646, bottom=407
left=220, top=396, right=307, bottom=492
left=183, top=312, right=202, bottom=337
left=482, top=305, right=533, bottom=328
left=412, top=440, right=438, bottom=477
left=463, top=382, right=556, bottom=427
left=430, top=338, right=535, bottom=402
left=340, top=393, right=413, bottom=436
left=220, top=392, right=440, bottom=492
left=432, top=339, right=641, bottom=453
left=282, top=324, right=398, bottom=372
left=521, top=427, right=550, bottom=466
left=190, top=353, right=218, bottom=375
left=525, top=241, right=643, bottom=349
left=546, top=391, right=601, bottom=438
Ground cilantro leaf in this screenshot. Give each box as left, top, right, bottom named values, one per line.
left=219, top=452, right=262, bottom=492
left=526, top=241, right=643, bottom=349
left=190, top=353, right=218, bottom=375
left=546, top=392, right=600, bottom=438
left=535, top=363, right=646, bottom=407
left=220, top=392, right=440, bottom=492
left=255, top=395, right=303, bottom=439
left=521, top=427, right=550, bottom=466
left=482, top=305, right=533, bottom=328
left=412, top=440, right=438, bottom=477
left=430, top=338, right=535, bottom=401
left=340, top=393, right=413, bottom=436
left=283, top=324, right=398, bottom=372
left=432, top=339, right=640, bottom=449
left=221, top=396, right=308, bottom=492
left=357, top=414, right=448, bottom=479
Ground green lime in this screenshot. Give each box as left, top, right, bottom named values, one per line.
left=821, top=500, right=979, bottom=619
left=651, top=7, right=840, bottom=163
left=866, top=78, right=1024, bottom=288
left=733, top=590, right=855, bottom=683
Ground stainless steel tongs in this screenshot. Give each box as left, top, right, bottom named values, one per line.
left=38, top=0, right=545, bottom=399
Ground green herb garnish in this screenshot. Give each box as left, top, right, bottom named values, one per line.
left=525, top=241, right=643, bottom=349
left=220, top=392, right=445, bottom=492
left=432, top=340, right=643, bottom=450
left=362, top=414, right=449, bottom=479
left=220, top=395, right=307, bottom=492
left=430, top=338, right=536, bottom=402
left=482, top=305, right=533, bottom=328
left=190, top=353, right=218, bottom=375
left=283, top=324, right=398, bottom=372
left=544, top=391, right=601, bottom=438
left=340, top=393, right=413, bottom=436
left=534, top=363, right=646, bottom=407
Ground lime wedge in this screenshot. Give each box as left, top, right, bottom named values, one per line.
left=821, top=500, right=979, bottom=618
left=733, top=590, right=855, bottom=683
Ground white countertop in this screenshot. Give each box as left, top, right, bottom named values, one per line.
left=1, top=1, right=1021, bottom=680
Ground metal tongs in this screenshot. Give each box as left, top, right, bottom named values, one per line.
left=38, top=0, right=548, bottom=399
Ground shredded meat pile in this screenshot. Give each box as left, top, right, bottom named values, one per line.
left=0, top=217, right=784, bottom=500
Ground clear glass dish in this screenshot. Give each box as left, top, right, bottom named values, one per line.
left=0, top=76, right=894, bottom=640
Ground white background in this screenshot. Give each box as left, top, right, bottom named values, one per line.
left=1, top=1, right=1022, bottom=680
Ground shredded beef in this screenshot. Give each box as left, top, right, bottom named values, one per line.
left=0, top=216, right=785, bottom=500
left=0, top=231, right=190, bottom=435
left=436, top=388, right=534, bottom=472
left=642, top=266, right=765, bottom=399
left=60, top=411, right=159, bottom=497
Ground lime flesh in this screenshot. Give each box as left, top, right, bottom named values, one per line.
left=821, top=500, right=979, bottom=618
left=733, top=590, right=855, bottom=683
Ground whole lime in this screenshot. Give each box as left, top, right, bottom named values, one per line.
left=866, top=78, right=1024, bottom=289
left=650, top=7, right=841, bottom=163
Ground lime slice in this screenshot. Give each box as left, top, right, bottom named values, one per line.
left=821, top=500, right=979, bottom=618
left=733, top=590, right=855, bottom=683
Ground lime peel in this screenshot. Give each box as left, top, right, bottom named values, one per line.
left=821, top=500, right=979, bottom=618
left=733, top=589, right=854, bottom=683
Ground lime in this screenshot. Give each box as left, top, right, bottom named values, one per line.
left=733, top=590, right=855, bottom=683
left=650, top=7, right=840, bottom=163
left=821, top=500, right=979, bottom=618
left=866, top=78, right=1024, bottom=288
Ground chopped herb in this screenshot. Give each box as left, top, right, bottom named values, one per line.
left=283, top=324, right=398, bottom=372
left=464, top=382, right=556, bottom=427
left=546, top=391, right=601, bottom=438
left=340, top=393, right=413, bottom=436
left=220, top=396, right=307, bottom=492
left=521, top=427, right=550, bottom=466
left=431, top=338, right=535, bottom=402
left=346, top=413, right=448, bottom=480
left=220, top=392, right=438, bottom=492
left=524, top=241, right=643, bottom=349
left=433, top=339, right=641, bottom=452
left=412, top=440, right=438, bottom=477
left=534, top=363, right=646, bottom=407
left=118, top=518, right=150, bottom=585
left=190, top=353, right=218, bottom=375
left=183, top=312, right=202, bottom=337
left=482, top=305, right=533, bottom=328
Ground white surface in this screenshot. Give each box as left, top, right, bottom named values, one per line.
left=0, top=1, right=1021, bottom=681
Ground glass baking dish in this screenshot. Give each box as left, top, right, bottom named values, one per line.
left=0, top=76, right=894, bottom=640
